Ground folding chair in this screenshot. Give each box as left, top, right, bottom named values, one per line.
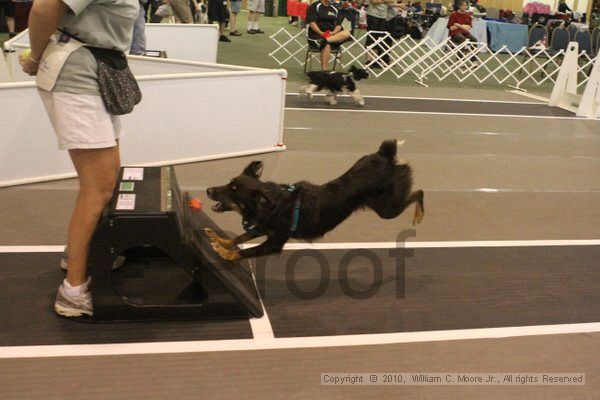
left=575, top=30, right=594, bottom=75
left=519, top=24, right=548, bottom=76
left=550, top=26, right=570, bottom=52
left=539, top=26, right=570, bottom=77
left=304, top=27, right=343, bottom=73
left=575, top=30, right=593, bottom=55
left=567, top=24, right=577, bottom=40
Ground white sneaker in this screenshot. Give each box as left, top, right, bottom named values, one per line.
left=60, top=247, right=125, bottom=271
left=54, top=281, right=93, bottom=317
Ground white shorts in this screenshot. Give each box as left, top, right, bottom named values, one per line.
left=247, top=0, right=265, bottom=13
left=38, top=90, right=123, bottom=150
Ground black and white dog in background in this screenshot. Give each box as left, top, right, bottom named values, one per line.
left=299, top=65, right=369, bottom=106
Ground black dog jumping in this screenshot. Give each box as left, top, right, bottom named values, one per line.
left=299, top=65, right=369, bottom=106
left=204, top=140, right=424, bottom=261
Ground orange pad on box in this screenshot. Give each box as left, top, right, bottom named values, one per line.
left=188, top=198, right=203, bottom=212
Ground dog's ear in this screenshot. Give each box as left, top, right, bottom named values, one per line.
left=243, top=161, right=263, bottom=179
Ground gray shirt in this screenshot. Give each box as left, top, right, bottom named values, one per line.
left=387, top=4, right=398, bottom=20
left=54, top=0, right=139, bottom=95
left=367, top=0, right=388, bottom=19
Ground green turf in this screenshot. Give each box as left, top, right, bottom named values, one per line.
left=217, top=13, right=554, bottom=94
left=0, top=32, right=9, bottom=49
left=1, top=19, right=553, bottom=95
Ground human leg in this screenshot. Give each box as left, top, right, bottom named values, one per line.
left=65, top=146, right=120, bottom=286
left=321, top=44, right=331, bottom=70
left=230, top=12, right=238, bottom=33
left=247, top=0, right=264, bottom=32
left=171, top=0, right=194, bottom=23
left=365, top=15, right=387, bottom=65
left=247, top=10, right=255, bottom=32
left=130, top=6, right=147, bottom=55
left=327, top=29, right=351, bottom=43
left=3, top=2, right=15, bottom=35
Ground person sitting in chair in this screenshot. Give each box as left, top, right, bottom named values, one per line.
left=448, top=1, right=476, bottom=45
left=558, top=0, right=572, bottom=14
left=306, top=0, right=351, bottom=71
left=448, top=0, right=479, bottom=64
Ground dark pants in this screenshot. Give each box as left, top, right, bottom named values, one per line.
left=365, top=15, right=392, bottom=64
left=0, top=1, right=15, bottom=18
left=144, top=0, right=164, bottom=23
left=450, top=32, right=478, bottom=45
left=387, top=16, right=408, bottom=39
left=450, top=32, right=478, bottom=61
left=208, top=0, right=229, bottom=24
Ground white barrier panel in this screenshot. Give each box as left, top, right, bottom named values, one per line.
left=549, top=43, right=580, bottom=113
left=127, top=57, right=259, bottom=75
left=2, top=29, right=29, bottom=48
left=577, top=57, right=600, bottom=119
left=270, top=28, right=597, bottom=90
left=3, top=31, right=38, bottom=83
left=4, top=50, right=34, bottom=83
left=0, top=53, right=10, bottom=83
left=0, top=57, right=286, bottom=187
left=2, top=24, right=219, bottom=82
left=144, top=24, right=219, bottom=63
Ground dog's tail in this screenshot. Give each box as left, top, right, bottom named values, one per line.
left=378, top=140, right=405, bottom=163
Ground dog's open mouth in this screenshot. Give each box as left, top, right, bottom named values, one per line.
left=211, top=202, right=232, bottom=213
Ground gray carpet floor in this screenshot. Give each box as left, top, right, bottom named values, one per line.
left=1, top=85, right=598, bottom=400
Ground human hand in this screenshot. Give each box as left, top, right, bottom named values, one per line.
left=321, top=30, right=331, bottom=38
left=19, top=54, right=40, bottom=76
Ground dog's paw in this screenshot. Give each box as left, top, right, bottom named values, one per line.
left=211, top=241, right=241, bottom=261
left=204, top=228, right=233, bottom=249
left=358, top=99, right=365, bottom=106
left=204, top=228, right=219, bottom=240
left=326, top=98, right=337, bottom=106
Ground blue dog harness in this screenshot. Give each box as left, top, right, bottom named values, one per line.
left=242, top=185, right=302, bottom=237
left=287, top=185, right=302, bottom=237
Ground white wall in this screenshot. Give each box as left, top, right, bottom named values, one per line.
left=143, top=24, right=219, bottom=63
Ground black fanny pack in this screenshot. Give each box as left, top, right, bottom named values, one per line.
left=85, top=46, right=142, bottom=116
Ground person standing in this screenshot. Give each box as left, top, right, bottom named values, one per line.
left=229, top=0, right=242, bottom=36
left=20, top=0, right=140, bottom=317
left=145, top=0, right=163, bottom=23
left=130, top=0, right=147, bottom=55
left=208, top=0, right=231, bottom=41
left=365, top=0, right=396, bottom=68
left=247, top=0, right=264, bottom=34
left=386, top=0, right=408, bottom=39
left=0, top=0, right=16, bottom=37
